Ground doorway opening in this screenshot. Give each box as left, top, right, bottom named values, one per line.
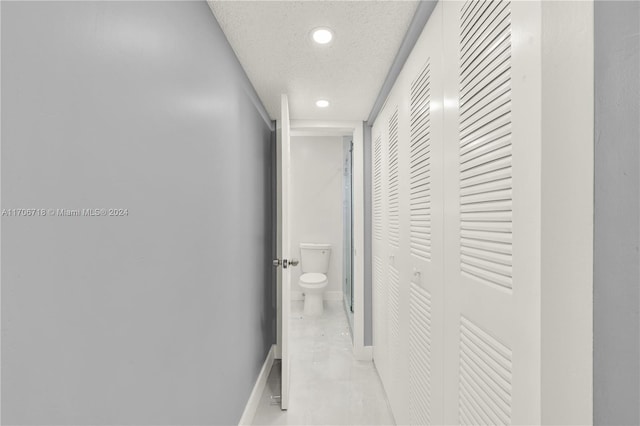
left=281, top=120, right=367, bottom=360
left=274, top=110, right=371, bottom=415
left=266, top=115, right=384, bottom=422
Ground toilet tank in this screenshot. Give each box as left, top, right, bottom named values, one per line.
left=299, top=243, right=332, bottom=274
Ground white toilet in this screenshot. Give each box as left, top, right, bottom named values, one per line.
left=299, top=243, right=332, bottom=316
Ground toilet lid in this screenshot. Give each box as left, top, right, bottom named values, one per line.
left=300, top=272, right=328, bottom=285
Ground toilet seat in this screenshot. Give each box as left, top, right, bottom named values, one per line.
left=299, top=272, right=328, bottom=288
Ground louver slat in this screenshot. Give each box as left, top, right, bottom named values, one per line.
left=459, top=0, right=513, bottom=291
left=373, top=136, right=383, bottom=241
left=459, top=316, right=513, bottom=426
left=409, top=283, right=432, bottom=425
left=410, top=61, right=432, bottom=261
left=388, top=265, right=400, bottom=378
left=373, top=256, right=386, bottom=349
left=388, top=109, right=400, bottom=248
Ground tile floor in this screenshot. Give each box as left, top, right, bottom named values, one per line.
left=251, top=300, right=395, bottom=425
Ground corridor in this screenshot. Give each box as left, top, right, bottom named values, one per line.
left=252, top=301, right=394, bottom=425
left=0, top=1, right=637, bottom=425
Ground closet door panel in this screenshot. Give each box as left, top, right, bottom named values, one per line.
left=442, top=1, right=542, bottom=424
left=383, top=90, right=411, bottom=420
left=372, top=106, right=390, bottom=387
left=386, top=103, right=402, bottom=410
left=392, top=74, right=414, bottom=424
left=401, top=3, right=445, bottom=425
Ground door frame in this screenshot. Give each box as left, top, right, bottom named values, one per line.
left=274, top=94, right=292, bottom=409
left=278, top=119, right=369, bottom=361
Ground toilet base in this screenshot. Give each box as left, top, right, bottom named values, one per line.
left=303, top=292, right=324, bottom=316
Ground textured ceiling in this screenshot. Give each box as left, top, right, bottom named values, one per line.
left=208, top=1, right=419, bottom=121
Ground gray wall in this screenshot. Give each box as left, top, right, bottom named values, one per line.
left=1, top=2, right=274, bottom=424
left=594, top=2, right=640, bottom=425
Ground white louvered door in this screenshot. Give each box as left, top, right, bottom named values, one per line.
left=372, top=112, right=390, bottom=387
left=442, top=1, right=540, bottom=424
left=403, top=4, right=444, bottom=425
left=386, top=104, right=403, bottom=416
left=373, top=97, right=406, bottom=416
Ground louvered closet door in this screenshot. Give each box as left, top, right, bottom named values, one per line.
left=385, top=101, right=403, bottom=415
left=442, top=1, right=542, bottom=424
left=372, top=108, right=390, bottom=386
left=402, top=4, right=444, bottom=425
left=373, top=92, right=410, bottom=418
left=386, top=85, right=414, bottom=422
left=373, top=95, right=407, bottom=413
left=371, top=4, right=446, bottom=423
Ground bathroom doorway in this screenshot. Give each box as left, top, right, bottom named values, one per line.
left=276, top=119, right=369, bottom=379
left=282, top=120, right=372, bottom=360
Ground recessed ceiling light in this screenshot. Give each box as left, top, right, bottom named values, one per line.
left=316, top=99, right=330, bottom=108
left=312, top=28, right=333, bottom=45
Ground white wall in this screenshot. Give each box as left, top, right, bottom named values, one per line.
left=290, top=135, right=344, bottom=299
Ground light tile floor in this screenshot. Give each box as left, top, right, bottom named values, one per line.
left=251, top=301, right=395, bottom=425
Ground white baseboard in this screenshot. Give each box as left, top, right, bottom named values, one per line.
left=238, top=344, right=276, bottom=426
left=291, top=290, right=343, bottom=301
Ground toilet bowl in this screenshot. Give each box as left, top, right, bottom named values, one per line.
left=299, top=272, right=328, bottom=316
left=298, top=243, right=332, bottom=316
